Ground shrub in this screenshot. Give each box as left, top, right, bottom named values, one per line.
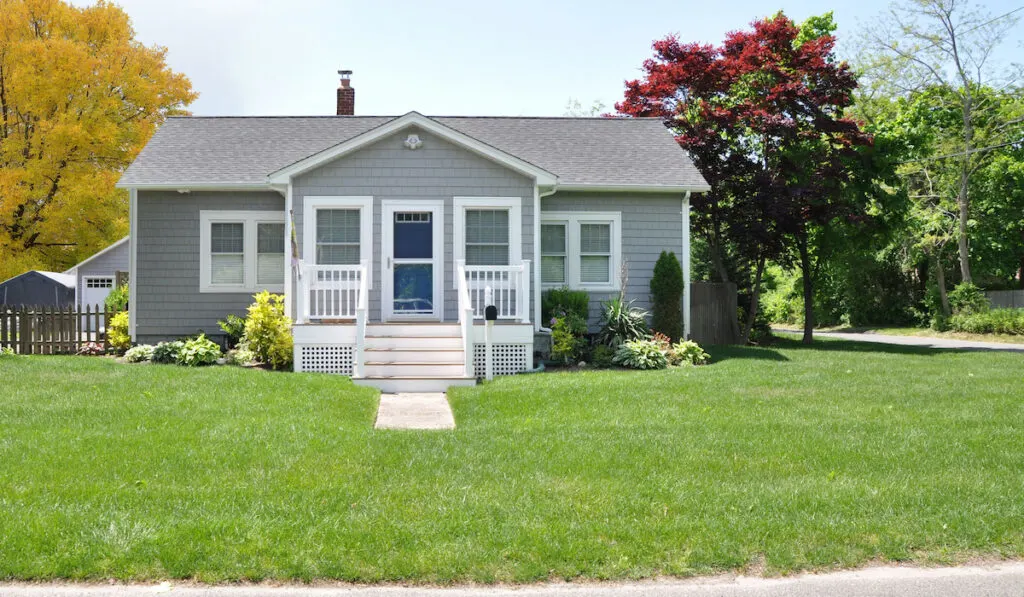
left=76, top=342, right=105, bottom=356
left=590, top=344, right=616, bottom=368
left=104, top=283, right=129, bottom=312
left=650, top=251, right=684, bottom=341
left=152, top=341, right=184, bottom=364
left=597, top=297, right=650, bottom=347
left=542, top=287, right=589, bottom=324
left=124, top=344, right=155, bottom=363
left=950, top=308, right=1024, bottom=335
left=225, top=343, right=256, bottom=366
left=667, top=340, right=710, bottom=366
left=612, top=339, right=668, bottom=370
left=0, top=346, right=14, bottom=358
left=176, top=334, right=222, bottom=367
left=218, top=314, right=246, bottom=348
left=243, top=291, right=293, bottom=370
left=550, top=310, right=588, bottom=365
left=948, top=282, right=989, bottom=315
left=107, top=311, right=131, bottom=352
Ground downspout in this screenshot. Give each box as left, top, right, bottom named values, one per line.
left=128, top=187, right=138, bottom=341
left=682, top=191, right=691, bottom=340
left=536, top=184, right=558, bottom=333
left=283, top=181, right=293, bottom=321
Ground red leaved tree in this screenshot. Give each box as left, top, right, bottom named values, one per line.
left=617, top=13, right=873, bottom=343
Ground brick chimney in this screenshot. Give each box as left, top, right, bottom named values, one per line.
left=336, top=70, right=354, bottom=116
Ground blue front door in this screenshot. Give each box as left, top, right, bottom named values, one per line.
left=384, top=202, right=443, bottom=320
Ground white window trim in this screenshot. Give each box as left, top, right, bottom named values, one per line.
left=540, top=211, right=622, bottom=292
left=199, top=210, right=286, bottom=293
left=452, top=197, right=522, bottom=288
left=302, top=196, right=374, bottom=289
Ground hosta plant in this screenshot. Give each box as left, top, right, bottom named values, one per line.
left=176, top=334, right=222, bottom=367
left=124, top=344, right=155, bottom=363
left=612, top=339, right=668, bottom=370
left=667, top=340, right=709, bottom=366
left=152, top=341, right=184, bottom=364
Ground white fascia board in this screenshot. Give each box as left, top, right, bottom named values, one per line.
left=555, top=183, right=711, bottom=193
left=266, top=111, right=558, bottom=186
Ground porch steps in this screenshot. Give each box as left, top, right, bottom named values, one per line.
left=353, top=323, right=475, bottom=393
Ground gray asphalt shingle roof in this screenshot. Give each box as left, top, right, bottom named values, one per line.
left=119, top=114, right=708, bottom=189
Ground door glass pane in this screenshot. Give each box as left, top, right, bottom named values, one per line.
left=394, top=212, right=432, bottom=259
left=393, top=264, right=433, bottom=314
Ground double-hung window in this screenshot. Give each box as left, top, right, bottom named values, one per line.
left=540, top=212, right=621, bottom=290
left=315, top=209, right=361, bottom=265
left=453, top=197, right=522, bottom=287
left=200, top=211, right=285, bottom=293
left=301, top=196, right=374, bottom=287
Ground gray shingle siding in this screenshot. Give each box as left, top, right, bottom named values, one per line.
left=541, top=192, right=685, bottom=327
left=75, top=239, right=129, bottom=300
left=135, top=190, right=284, bottom=343
left=293, top=126, right=535, bottom=323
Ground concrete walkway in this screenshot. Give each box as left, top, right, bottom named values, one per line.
left=4, top=563, right=1024, bottom=596
left=374, top=393, right=455, bottom=430
left=775, top=328, right=1024, bottom=352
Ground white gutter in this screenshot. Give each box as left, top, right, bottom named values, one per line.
left=535, top=185, right=558, bottom=333
left=557, top=183, right=711, bottom=194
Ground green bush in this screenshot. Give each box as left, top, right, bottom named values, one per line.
left=243, top=291, right=293, bottom=370
left=0, top=346, right=15, bottom=358
left=650, top=251, right=684, bottom=341
left=104, top=283, right=129, bottom=312
left=590, top=344, right=616, bottom=368
left=550, top=310, right=588, bottom=365
left=218, top=314, right=246, bottom=348
left=107, top=311, right=131, bottom=352
left=152, top=341, right=184, bottom=364
left=124, top=344, right=154, bottom=363
left=176, top=334, right=222, bottom=367
left=950, top=308, right=1024, bottom=335
left=225, top=341, right=256, bottom=366
left=596, top=297, right=650, bottom=347
left=667, top=340, right=709, bottom=366
left=612, top=339, right=668, bottom=370
left=948, top=282, right=989, bottom=315
left=542, top=287, right=590, bottom=325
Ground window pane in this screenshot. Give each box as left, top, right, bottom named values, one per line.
left=257, top=223, right=285, bottom=254
left=211, top=254, right=244, bottom=284
left=541, top=224, right=566, bottom=253
left=317, top=209, right=360, bottom=243
left=541, top=256, right=566, bottom=284
left=211, top=223, right=243, bottom=253
left=466, top=209, right=509, bottom=244
left=316, top=244, right=360, bottom=265
left=580, top=223, right=610, bottom=253
left=465, top=244, right=509, bottom=266
left=580, top=255, right=610, bottom=283
left=257, top=254, right=284, bottom=285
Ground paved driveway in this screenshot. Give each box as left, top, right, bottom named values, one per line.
left=3, top=563, right=1024, bottom=597
left=774, top=328, right=1024, bottom=352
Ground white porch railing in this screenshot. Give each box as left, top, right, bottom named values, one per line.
left=456, top=261, right=475, bottom=378
left=299, top=262, right=368, bottom=322
left=461, top=261, right=531, bottom=322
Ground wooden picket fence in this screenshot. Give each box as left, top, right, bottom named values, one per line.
left=0, top=305, right=112, bottom=355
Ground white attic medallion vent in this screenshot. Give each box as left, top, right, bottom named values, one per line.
left=404, top=134, right=423, bottom=150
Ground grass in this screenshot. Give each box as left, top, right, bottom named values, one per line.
left=0, top=340, right=1023, bottom=583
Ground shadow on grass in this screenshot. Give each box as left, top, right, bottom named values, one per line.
left=763, top=335, right=960, bottom=357
left=705, top=344, right=790, bottom=363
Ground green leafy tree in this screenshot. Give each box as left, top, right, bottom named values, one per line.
left=650, top=251, right=684, bottom=341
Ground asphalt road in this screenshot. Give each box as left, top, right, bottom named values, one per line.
left=3, top=563, right=1024, bottom=597
left=774, top=328, right=1024, bottom=352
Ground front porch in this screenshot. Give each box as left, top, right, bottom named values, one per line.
left=291, top=260, right=534, bottom=392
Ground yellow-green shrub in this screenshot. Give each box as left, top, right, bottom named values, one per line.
left=107, top=311, right=131, bottom=352
left=243, top=292, right=293, bottom=370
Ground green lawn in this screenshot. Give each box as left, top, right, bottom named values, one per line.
left=1, top=339, right=1023, bottom=583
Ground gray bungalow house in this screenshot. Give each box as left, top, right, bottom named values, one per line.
left=118, top=74, right=708, bottom=391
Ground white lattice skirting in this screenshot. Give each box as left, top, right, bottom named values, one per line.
left=297, top=344, right=355, bottom=375
left=473, top=343, right=530, bottom=377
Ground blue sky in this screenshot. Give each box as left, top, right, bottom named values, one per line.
left=77, top=0, right=1024, bottom=117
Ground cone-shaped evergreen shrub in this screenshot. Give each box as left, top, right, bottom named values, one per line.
left=650, top=250, right=684, bottom=341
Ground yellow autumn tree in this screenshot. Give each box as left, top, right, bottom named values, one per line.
left=0, top=0, right=196, bottom=280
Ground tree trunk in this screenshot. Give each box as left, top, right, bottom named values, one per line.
left=936, top=252, right=950, bottom=317
left=956, top=170, right=972, bottom=283
left=741, top=255, right=766, bottom=344
left=798, top=236, right=814, bottom=344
